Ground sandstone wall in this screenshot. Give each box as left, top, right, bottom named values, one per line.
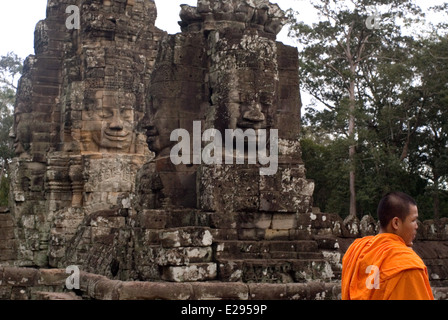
left=0, top=209, right=17, bottom=264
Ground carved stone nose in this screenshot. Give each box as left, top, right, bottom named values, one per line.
left=243, top=108, right=266, bottom=122
left=109, top=115, right=124, bottom=130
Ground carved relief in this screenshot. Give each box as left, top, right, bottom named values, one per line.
left=81, top=90, right=136, bottom=153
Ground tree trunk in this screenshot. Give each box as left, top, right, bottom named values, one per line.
left=0, top=159, right=4, bottom=183
left=348, top=76, right=357, bottom=219
left=433, top=173, right=440, bottom=220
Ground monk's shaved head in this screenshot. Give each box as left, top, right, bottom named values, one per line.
left=377, top=192, right=417, bottom=229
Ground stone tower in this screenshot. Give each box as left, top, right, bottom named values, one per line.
left=6, top=0, right=339, bottom=284
left=127, top=0, right=323, bottom=283
left=9, top=0, right=163, bottom=267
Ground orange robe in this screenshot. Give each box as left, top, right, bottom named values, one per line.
left=342, top=233, right=434, bottom=300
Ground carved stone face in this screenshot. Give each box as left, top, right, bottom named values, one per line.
left=90, top=106, right=134, bottom=150
left=214, top=33, right=277, bottom=133
left=144, top=98, right=180, bottom=157
left=85, top=90, right=136, bottom=152
left=225, top=72, right=276, bottom=133
left=233, top=91, right=275, bottom=131
left=12, top=113, right=31, bottom=155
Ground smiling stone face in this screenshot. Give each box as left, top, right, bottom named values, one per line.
left=83, top=90, right=137, bottom=153
left=90, top=105, right=134, bottom=150
left=144, top=96, right=181, bottom=158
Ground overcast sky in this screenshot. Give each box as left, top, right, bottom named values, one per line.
left=0, top=0, right=311, bottom=59
left=0, top=0, right=445, bottom=110
left=1, top=0, right=445, bottom=59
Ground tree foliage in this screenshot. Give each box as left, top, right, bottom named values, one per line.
left=288, top=0, right=448, bottom=220
left=0, top=52, right=23, bottom=207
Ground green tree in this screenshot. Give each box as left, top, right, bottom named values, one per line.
left=288, top=0, right=424, bottom=219
left=0, top=52, right=23, bottom=206
left=409, top=34, right=448, bottom=219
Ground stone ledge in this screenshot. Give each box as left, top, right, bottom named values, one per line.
left=0, top=267, right=341, bottom=300
left=88, top=277, right=341, bottom=300
left=35, top=291, right=82, bottom=300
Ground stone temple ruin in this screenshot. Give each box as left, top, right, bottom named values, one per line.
left=1, top=0, right=448, bottom=300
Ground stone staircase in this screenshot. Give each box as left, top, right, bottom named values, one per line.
left=135, top=209, right=343, bottom=284
left=209, top=209, right=345, bottom=284
left=133, top=210, right=218, bottom=282
left=65, top=208, right=343, bottom=285
left=214, top=239, right=336, bottom=283
left=204, top=211, right=340, bottom=283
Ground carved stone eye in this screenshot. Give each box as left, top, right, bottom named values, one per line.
left=100, top=109, right=114, bottom=119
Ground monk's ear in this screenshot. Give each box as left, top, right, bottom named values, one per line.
left=391, top=217, right=400, bottom=231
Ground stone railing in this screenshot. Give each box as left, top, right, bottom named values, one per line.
left=0, top=266, right=341, bottom=300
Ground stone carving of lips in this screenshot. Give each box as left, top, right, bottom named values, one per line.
left=104, top=130, right=130, bottom=141
left=145, top=127, right=158, bottom=143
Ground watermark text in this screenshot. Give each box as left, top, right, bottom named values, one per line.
left=66, top=5, right=80, bottom=30
left=170, top=121, right=279, bottom=176
left=65, top=265, right=80, bottom=290
left=365, top=265, right=380, bottom=289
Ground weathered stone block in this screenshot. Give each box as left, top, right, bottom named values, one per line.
left=271, top=214, right=297, bottom=230
left=38, top=269, right=67, bottom=286
left=3, top=268, right=38, bottom=287
left=160, top=227, right=213, bottom=248
left=285, top=283, right=309, bottom=300
left=10, top=287, right=29, bottom=300
left=35, top=291, right=82, bottom=300
left=156, top=247, right=213, bottom=266
left=0, top=228, right=15, bottom=241
left=0, top=249, right=16, bottom=261
left=248, top=283, right=287, bottom=300
left=191, top=282, right=249, bottom=300
left=118, top=282, right=192, bottom=300
left=0, top=287, right=12, bottom=300
left=264, top=229, right=289, bottom=240
left=307, top=282, right=328, bottom=300
left=0, top=219, right=14, bottom=229
left=238, top=228, right=266, bottom=241
left=238, top=212, right=272, bottom=229
left=291, top=260, right=334, bottom=282
left=79, top=272, right=109, bottom=296
left=209, top=212, right=238, bottom=229
left=242, top=260, right=295, bottom=283
left=217, top=260, right=244, bottom=282
left=210, top=228, right=238, bottom=241
left=134, top=264, right=161, bottom=281
left=162, top=263, right=217, bottom=282
left=94, top=279, right=122, bottom=300
left=91, top=216, right=125, bottom=229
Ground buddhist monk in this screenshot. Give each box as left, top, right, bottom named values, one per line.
left=342, top=191, right=434, bottom=300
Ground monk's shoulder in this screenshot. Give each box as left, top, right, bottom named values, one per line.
left=351, top=236, right=374, bottom=247
left=386, top=243, right=426, bottom=269
left=344, top=236, right=373, bottom=255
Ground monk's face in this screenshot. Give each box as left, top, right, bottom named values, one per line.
left=397, top=205, right=419, bottom=247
